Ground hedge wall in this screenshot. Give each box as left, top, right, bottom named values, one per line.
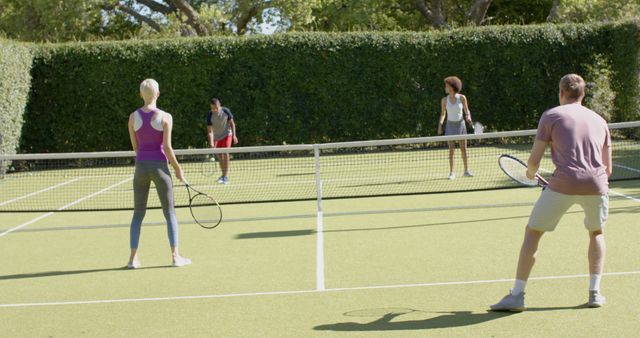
left=0, top=39, right=32, bottom=156
left=21, top=22, right=640, bottom=153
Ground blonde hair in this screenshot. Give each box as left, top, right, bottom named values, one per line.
left=140, top=78, right=159, bottom=102
left=559, top=74, right=585, bottom=100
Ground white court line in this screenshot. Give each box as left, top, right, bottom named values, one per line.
left=0, top=177, right=82, bottom=206
left=610, top=163, right=640, bottom=201
left=540, top=166, right=640, bottom=203
left=316, top=211, right=325, bottom=291
left=1, top=270, right=639, bottom=308
left=1, top=201, right=539, bottom=234
left=0, top=177, right=133, bottom=237
left=189, top=173, right=448, bottom=190
left=609, top=189, right=640, bottom=203
left=613, top=163, right=640, bottom=173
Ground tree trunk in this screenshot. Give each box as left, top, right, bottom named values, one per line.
left=136, top=0, right=175, bottom=14
left=166, top=0, right=209, bottom=36
left=413, top=0, right=447, bottom=29
left=466, top=0, right=492, bottom=26
left=237, top=4, right=262, bottom=35
left=547, top=0, right=560, bottom=22
left=102, top=2, right=163, bottom=33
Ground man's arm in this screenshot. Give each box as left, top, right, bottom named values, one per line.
left=207, top=126, right=215, bottom=148
left=527, top=139, right=548, bottom=179
left=602, top=143, right=612, bottom=177
left=230, top=119, right=238, bottom=144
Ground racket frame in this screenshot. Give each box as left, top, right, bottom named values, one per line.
left=184, top=183, right=223, bottom=229
left=498, top=154, right=549, bottom=187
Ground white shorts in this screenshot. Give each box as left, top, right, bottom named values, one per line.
left=528, top=188, right=608, bottom=232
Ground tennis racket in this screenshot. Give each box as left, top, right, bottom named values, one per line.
left=183, top=179, right=222, bottom=229
left=200, top=160, right=216, bottom=177
left=468, top=121, right=484, bottom=134
left=498, top=154, right=548, bottom=187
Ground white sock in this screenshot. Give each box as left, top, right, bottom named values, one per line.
left=512, top=279, right=527, bottom=295
left=589, top=274, right=602, bottom=291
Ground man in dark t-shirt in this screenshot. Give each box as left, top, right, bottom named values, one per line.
left=206, top=98, right=238, bottom=184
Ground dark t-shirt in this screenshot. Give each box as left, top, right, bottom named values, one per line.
left=206, top=107, right=234, bottom=141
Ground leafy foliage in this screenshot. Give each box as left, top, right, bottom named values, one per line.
left=18, top=22, right=640, bottom=153
left=0, top=0, right=122, bottom=42
left=554, top=0, right=640, bottom=23
left=0, top=39, right=32, bottom=157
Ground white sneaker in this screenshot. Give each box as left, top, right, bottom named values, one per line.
left=172, top=255, right=192, bottom=267
left=490, top=289, right=526, bottom=312
left=126, top=259, right=141, bottom=269
left=588, top=290, right=606, bottom=307
left=464, top=171, right=474, bottom=177
left=216, top=176, right=225, bottom=184
left=448, top=172, right=455, bottom=180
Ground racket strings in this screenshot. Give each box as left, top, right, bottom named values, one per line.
left=189, top=192, right=222, bottom=229
left=499, top=156, right=538, bottom=186
left=473, top=122, right=484, bottom=134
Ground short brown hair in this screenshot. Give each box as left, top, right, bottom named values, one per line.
left=559, top=74, right=585, bottom=100
left=444, top=76, right=462, bottom=93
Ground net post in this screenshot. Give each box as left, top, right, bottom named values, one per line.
left=313, top=145, right=325, bottom=290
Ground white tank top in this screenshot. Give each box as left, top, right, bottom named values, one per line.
left=446, top=94, right=464, bottom=122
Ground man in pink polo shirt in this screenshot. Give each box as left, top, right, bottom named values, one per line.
left=491, top=74, right=612, bottom=311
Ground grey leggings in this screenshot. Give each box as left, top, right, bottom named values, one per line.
left=130, top=160, right=179, bottom=248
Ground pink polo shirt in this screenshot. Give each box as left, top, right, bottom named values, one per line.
left=536, top=103, right=610, bottom=195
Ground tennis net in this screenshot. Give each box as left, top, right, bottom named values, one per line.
left=1, top=121, right=639, bottom=212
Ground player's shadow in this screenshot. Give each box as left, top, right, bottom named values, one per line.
left=526, top=304, right=589, bottom=311
left=314, top=310, right=516, bottom=332
left=0, top=265, right=169, bottom=280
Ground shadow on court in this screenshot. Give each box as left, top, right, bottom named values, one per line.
left=236, top=229, right=314, bottom=239
left=314, top=310, right=516, bottom=332
left=234, top=203, right=638, bottom=239
left=0, top=265, right=170, bottom=280
left=525, top=304, right=589, bottom=311
left=234, top=214, right=532, bottom=239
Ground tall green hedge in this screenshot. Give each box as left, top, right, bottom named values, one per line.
left=21, top=22, right=640, bottom=153
left=0, top=39, right=32, bottom=156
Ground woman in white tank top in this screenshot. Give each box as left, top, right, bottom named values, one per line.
left=437, top=76, right=473, bottom=180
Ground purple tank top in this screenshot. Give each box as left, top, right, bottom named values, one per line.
left=134, top=109, right=167, bottom=161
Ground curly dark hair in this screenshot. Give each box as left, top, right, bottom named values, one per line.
left=444, top=76, right=462, bottom=93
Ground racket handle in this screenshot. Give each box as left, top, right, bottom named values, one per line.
left=536, top=175, right=549, bottom=187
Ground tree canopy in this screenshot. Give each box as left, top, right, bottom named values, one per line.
left=0, top=0, right=638, bottom=42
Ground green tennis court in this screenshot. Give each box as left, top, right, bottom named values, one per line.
left=2, top=175, right=640, bottom=336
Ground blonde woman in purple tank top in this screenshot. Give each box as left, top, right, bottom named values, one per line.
left=126, top=79, right=191, bottom=269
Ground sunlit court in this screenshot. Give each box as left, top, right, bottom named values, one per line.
left=3, top=1, right=640, bottom=336
left=2, top=126, right=640, bottom=336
